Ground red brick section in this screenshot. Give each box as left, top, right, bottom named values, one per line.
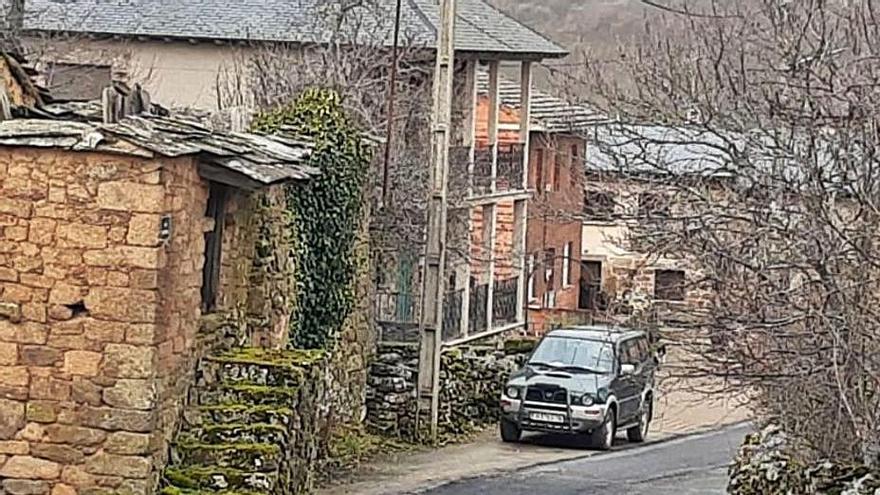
left=0, top=148, right=255, bottom=495
left=469, top=97, right=589, bottom=333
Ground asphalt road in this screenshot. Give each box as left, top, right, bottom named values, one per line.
left=419, top=423, right=750, bottom=495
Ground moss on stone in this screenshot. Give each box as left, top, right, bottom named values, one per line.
left=207, top=347, right=326, bottom=368
left=176, top=441, right=281, bottom=455
left=221, top=383, right=299, bottom=400
left=197, top=404, right=294, bottom=416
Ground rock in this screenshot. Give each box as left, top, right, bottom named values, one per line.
left=63, top=351, right=102, bottom=377
left=102, top=344, right=153, bottom=379
left=30, top=444, right=84, bottom=465
left=0, top=399, right=25, bottom=439
left=43, top=425, right=105, bottom=446
left=0, top=456, right=61, bottom=480
left=84, top=453, right=151, bottom=478
left=1, top=479, right=50, bottom=495
left=102, top=379, right=156, bottom=410
left=104, top=432, right=151, bottom=455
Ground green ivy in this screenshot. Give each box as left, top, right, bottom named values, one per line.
left=253, top=89, right=371, bottom=349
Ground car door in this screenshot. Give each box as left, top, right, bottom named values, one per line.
left=632, top=337, right=652, bottom=406
left=615, top=339, right=640, bottom=424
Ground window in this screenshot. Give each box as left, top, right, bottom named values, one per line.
left=534, top=149, right=545, bottom=193
left=527, top=254, right=536, bottom=301
left=562, top=242, right=572, bottom=287
left=655, top=269, right=686, bottom=301
left=552, top=153, right=562, bottom=192
left=544, top=248, right=556, bottom=290
left=47, top=62, right=112, bottom=101
left=619, top=340, right=637, bottom=366
left=201, top=183, right=229, bottom=313
left=584, top=191, right=616, bottom=221
left=579, top=261, right=602, bottom=310
left=638, top=192, right=670, bottom=218
left=570, top=145, right=580, bottom=188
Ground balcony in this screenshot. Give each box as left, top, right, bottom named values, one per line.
left=448, top=144, right=527, bottom=204
left=376, top=276, right=522, bottom=344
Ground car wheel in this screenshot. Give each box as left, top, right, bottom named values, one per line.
left=627, top=396, right=652, bottom=443
left=589, top=408, right=616, bottom=450
left=500, top=418, right=522, bottom=443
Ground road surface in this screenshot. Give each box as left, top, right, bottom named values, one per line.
left=419, top=423, right=749, bottom=495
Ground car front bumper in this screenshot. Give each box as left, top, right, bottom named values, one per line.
left=500, top=397, right=607, bottom=433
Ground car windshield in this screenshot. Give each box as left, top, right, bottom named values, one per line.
left=528, top=336, right=615, bottom=374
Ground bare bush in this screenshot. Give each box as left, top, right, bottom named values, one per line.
left=563, top=0, right=880, bottom=463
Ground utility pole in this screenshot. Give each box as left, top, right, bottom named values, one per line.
left=416, top=0, right=456, bottom=440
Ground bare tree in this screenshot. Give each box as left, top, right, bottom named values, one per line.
left=561, top=0, right=880, bottom=463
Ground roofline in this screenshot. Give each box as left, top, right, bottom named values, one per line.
left=23, top=28, right=569, bottom=60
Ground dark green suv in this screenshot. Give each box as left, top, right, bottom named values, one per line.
left=499, top=326, right=660, bottom=450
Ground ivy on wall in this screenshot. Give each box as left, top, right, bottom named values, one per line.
left=253, top=89, right=371, bottom=349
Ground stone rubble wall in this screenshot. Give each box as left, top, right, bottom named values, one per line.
left=728, top=425, right=880, bottom=495
left=366, top=339, right=533, bottom=444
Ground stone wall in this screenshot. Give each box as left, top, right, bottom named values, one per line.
left=366, top=339, right=533, bottom=444
left=0, top=146, right=263, bottom=495
left=728, top=425, right=880, bottom=495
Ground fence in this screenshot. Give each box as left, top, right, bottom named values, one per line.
left=376, top=276, right=523, bottom=345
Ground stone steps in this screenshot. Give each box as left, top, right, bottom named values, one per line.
left=162, top=347, right=323, bottom=495
left=164, top=466, right=279, bottom=493
left=171, top=440, right=282, bottom=472
left=187, top=423, right=288, bottom=445
left=192, top=382, right=300, bottom=407
left=183, top=404, right=293, bottom=429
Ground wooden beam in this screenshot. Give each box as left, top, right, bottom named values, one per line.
left=197, top=162, right=263, bottom=192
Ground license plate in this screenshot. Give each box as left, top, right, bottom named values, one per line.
left=530, top=412, right=565, bottom=424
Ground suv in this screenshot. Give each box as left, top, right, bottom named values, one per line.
left=499, top=326, right=660, bottom=450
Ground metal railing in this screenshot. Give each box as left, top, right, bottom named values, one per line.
left=493, top=276, right=519, bottom=325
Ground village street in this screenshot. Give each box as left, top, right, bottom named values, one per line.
left=322, top=347, right=751, bottom=495
left=424, top=423, right=749, bottom=495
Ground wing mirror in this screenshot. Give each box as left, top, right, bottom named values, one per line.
left=621, top=364, right=636, bottom=375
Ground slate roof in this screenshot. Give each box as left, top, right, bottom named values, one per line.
left=583, top=124, right=734, bottom=177
left=22, top=0, right=566, bottom=58
left=476, top=71, right=607, bottom=133
left=4, top=100, right=318, bottom=186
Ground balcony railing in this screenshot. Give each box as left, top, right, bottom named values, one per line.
left=448, top=144, right=527, bottom=201
left=493, top=276, right=519, bottom=325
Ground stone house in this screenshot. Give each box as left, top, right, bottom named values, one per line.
left=580, top=125, right=723, bottom=323
left=17, top=0, right=566, bottom=110
left=0, top=53, right=322, bottom=494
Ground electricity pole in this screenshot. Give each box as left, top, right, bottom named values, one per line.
left=416, top=0, right=456, bottom=440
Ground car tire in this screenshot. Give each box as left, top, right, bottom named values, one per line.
left=500, top=418, right=522, bottom=443
left=627, top=396, right=652, bottom=443
left=589, top=408, right=616, bottom=450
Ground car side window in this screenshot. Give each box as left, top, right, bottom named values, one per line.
left=635, top=337, right=650, bottom=363
left=619, top=340, right=636, bottom=365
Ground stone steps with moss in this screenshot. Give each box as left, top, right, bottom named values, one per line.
left=164, top=466, right=279, bottom=493
left=186, top=423, right=288, bottom=445
left=192, top=382, right=301, bottom=407
left=183, top=404, right=293, bottom=429
left=163, top=347, right=329, bottom=495
left=199, top=348, right=323, bottom=387
left=171, top=440, right=283, bottom=472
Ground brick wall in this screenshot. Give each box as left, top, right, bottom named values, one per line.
left=0, top=147, right=260, bottom=495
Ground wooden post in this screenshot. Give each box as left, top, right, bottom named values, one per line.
left=417, top=0, right=456, bottom=442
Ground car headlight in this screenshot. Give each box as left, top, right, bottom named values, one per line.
left=505, top=386, right=520, bottom=399
left=580, top=394, right=594, bottom=406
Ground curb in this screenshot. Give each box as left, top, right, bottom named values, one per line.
left=406, top=421, right=752, bottom=494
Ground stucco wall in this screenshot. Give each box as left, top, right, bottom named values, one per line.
left=24, top=37, right=248, bottom=110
